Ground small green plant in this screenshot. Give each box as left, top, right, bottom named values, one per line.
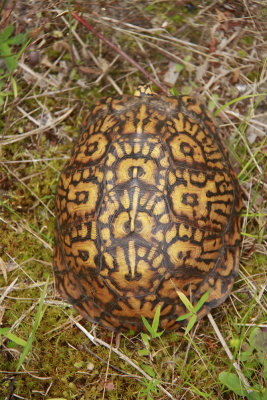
left=0, top=23, right=29, bottom=105
left=176, top=289, right=210, bottom=335
left=138, top=376, right=160, bottom=400
left=0, top=25, right=28, bottom=73
left=219, top=327, right=267, bottom=400
left=139, top=306, right=164, bottom=356
left=138, top=364, right=161, bottom=400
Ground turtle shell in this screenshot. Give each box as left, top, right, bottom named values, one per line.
left=54, top=87, right=241, bottom=332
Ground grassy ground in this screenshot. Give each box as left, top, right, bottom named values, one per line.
left=0, top=1, right=266, bottom=399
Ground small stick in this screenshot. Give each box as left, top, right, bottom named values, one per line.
left=71, top=11, right=169, bottom=95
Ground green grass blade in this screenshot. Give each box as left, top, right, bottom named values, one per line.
left=141, top=315, right=154, bottom=336
left=184, top=315, right=197, bottom=336
left=151, top=306, right=161, bottom=334
left=176, top=290, right=194, bottom=313
left=16, top=277, right=49, bottom=372
left=176, top=312, right=192, bottom=321
left=0, top=328, right=27, bottom=347
left=194, top=289, right=210, bottom=313
left=213, top=93, right=265, bottom=117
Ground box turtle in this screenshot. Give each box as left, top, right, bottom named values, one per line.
left=54, top=85, right=241, bottom=332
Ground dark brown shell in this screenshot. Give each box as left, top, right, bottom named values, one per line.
left=54, top=90, right=241, bottom=332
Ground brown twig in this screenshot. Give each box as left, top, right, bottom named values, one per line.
left=71, top=11, right=169, bottom=95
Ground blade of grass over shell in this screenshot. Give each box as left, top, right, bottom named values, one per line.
left=194, top=289, right=210, bottom=313
left=141, top=306, right=164, bottom=338
left=175, top=289, right=195, bottom=313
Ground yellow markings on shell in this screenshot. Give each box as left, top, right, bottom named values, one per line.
left=153, top=254, right=163, bottom=268
left=134, top=143, right=141, bottom=154
left=60, top=174, right=72, bottom=191
left=150, top=144, right=161, bottom=158
left=146, top=294, right=157, bottom=302
left=159, top=213, right=169, bottom=224
left=100, top=114, right=116, bottom=132
left=121, top=112, right=136, bottom=134
left=138, top=247, right=146, bottom=257
left=185, top=120, right=198, bottom=135
left=106, top=170, right=114, bottom=181
left=202, top=235, right=221, bottom=254
left=168, top=172, right=176, bottom=186
left=116, top=158, right=156, bottom=185
left=130, top=186, right=140, bottom=232
left=179, top=224, right=192, bottom=238
left=142, top=142, right=150, bottom=155
left=110, top=98, right=126, bottom=111
left=124, top=142, right=132, bottom=154
left=166, top=225, right=177, bottom=243
left=191, top=171, right=206, bottom=184
left=77, top=223, right=89, bottom=239
left=136, top=104, right=148, bottom=134
left=160, top=155, right=169, bottom=168
left=78, top=192, right=86, bottom=202
left=171, top=134, right=205, bottom=164
left=155, top=231, right=164, bottom=242
left=186, top=98, right=202, bottom=115
left=121, top=190, right=130, bottom=209
left=115, top=246, right=129, bottom=283
left=167, top=241, right=184, bottom=265
left=103, top=252, right=114, bottom=270
left=106, top=153, right=116, bottom=167
left=154, top=200, right=165, bottom=215
left=113, top=211, right=129, bottom=238
left=67, top=181, right=98, bottom=216
left=129, top=240, right=136, bottom=279
left=76, top=133, right=108, bottom=163
left=91, top=221, right=97, bottom=240
left=134, top=85, right=152, bottom=97
left=194, top=228, right=203, bottom=242
left=97, top=171, right=104, bottom=183
left=148, top=247, right=156, bottom=260
left=173, top=113, right=184, bottom=132
left=71, top=240, right=98, bottom=268
left=140, top=192, right=149, bottom=206
left=59, top=199, right=66, bottom=213
left=136, top=212, right=156, bottom=242
left=195, top=129, right=209, bottom=144
left=146, top=193, right=156, bottom=210
left=73, top=171, right=81, bottom=182
left=83, top=169, right=90, bottom=180
left=99, top=192, right=119, bottom=224
left=114, top=143, right=124, bottom=158
left=101, top=228, right=111, bottom=246
left=158, top=178, right=165, bottom=190
left=132, top=167, right=138, bottom=178
left=63, top=234, right=71, bottom=247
